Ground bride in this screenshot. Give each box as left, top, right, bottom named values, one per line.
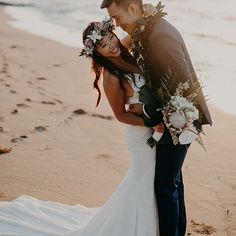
left=0, top=19, right=164, bottom=236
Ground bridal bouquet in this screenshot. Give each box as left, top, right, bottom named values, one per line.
left=139, top=72, right=205, bottom=149
left=160, top=74, right=200, bottom=145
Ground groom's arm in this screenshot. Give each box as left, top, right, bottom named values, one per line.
left=128, top=103, right=163, bottom=127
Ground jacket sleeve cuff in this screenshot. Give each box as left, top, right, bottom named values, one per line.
left=143, top=104, right=151, bottom=119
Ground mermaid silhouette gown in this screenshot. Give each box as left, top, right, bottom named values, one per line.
left=0, top=74, right=159, bottom=236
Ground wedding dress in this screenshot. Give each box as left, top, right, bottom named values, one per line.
left=0, top=74, right=159, bottom=236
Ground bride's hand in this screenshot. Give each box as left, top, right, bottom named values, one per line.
left=153, top=123, right=165, bottom=133
left=128, top=104, right=143, bottom=115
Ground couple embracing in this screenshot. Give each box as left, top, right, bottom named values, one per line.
left=0, top=0, right=212, bottom=236
left=78, top=0, right=212, bottom=236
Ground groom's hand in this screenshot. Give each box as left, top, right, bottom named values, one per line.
left=128, top=104, right=143, bottom=115
left=154, top=123, right=165, bottom=133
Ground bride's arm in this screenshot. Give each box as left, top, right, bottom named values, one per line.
left=103, top=71, right=144, bottom=126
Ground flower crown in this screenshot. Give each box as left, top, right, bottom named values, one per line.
left=80, top=18, right=115, bottom=57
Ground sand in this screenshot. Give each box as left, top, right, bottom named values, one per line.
left=0, top=6, right=235, bottom=236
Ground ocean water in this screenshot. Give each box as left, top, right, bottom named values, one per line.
left=2, top=0, right=236, bottom=116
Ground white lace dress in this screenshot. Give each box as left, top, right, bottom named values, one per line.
left=0, top=74, right=159, bottom=236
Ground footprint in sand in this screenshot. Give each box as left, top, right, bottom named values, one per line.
left=190, top=220, right=216, bottom=235
left=53, top=98, right=63, bottom=104
left=1, top=64, right=8, bottom=74
left=72, top=109, right=113, bottom=120
left=10, top=45, right=20, bottom=49
left=34, top=126, right=48, bottom=132
left=9, top=90, right=17, bottom=94
left=1, top=69, right=7, bottom=74
left=25, top=98, right=32, bottom=102
left=91, top=113, right=113, bottom=120
left=11, top=109, right=18, bottom=114
left=16, top=103, right=31, bottom=108
left=73, top=109, right=87, bottom=115
left=96, top=154, right=112, bottom=160
left=41, top=101, right=56, bottom=105
left=52, top=64, right=61, bottom=67
left=37, top=77, right=47, bottom=81
left=11, top=135, right=28, bottom=143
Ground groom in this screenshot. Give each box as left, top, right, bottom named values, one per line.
left=101, top=0, right=212, bottom=235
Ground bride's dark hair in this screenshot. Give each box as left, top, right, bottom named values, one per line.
left=82, top=22, right=137, bottom=107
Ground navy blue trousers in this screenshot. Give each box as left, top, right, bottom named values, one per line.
left=154, top=143, right=190, bottom=236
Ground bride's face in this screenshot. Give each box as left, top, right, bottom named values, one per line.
left=96, top=32, right=121, bottom=58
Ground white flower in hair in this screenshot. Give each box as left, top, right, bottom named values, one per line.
left=84, top=46, right=94, bottom=56
left=80, top=17, right=115, bottom=57
left=87, top=30, right=102, bottom=44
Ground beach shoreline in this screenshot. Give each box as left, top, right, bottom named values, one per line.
left=0, top=6, right=235, bottom=236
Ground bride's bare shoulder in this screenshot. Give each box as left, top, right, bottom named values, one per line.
left=103, top=70, right=119, bottom=87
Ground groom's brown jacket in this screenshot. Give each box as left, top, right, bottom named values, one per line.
left=146, top=18, right=212, bottom=126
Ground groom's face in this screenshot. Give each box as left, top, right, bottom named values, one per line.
left=107, top=2, right=141, bottom=34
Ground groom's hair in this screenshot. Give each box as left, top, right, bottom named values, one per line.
left=100, top=0, right=143, bottom=10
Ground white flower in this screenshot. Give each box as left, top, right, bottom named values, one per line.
left=84, top=46, right=93, bottom=56
left=87, top=30, right=102, bottom=44
left=185, top=109, right=199, bottom=121
left=169, top=112, right=186, bottom=129
left=170, top=95, right=192, bottom=112
left=182, top=82, right=190, bottom=90
left=179, top=126, right=198, bottom=144
left=142, top=3, right=157, bottom=18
